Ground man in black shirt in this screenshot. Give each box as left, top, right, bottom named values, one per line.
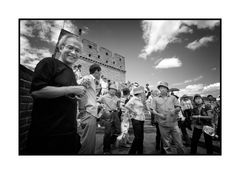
left=27, top=34, right=86, bottom=155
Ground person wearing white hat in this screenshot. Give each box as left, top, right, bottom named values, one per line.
left=125, top=86, right=149, bottom=154
left=151, top=81, right=184, bottom=154
left=98, top=83, right=121, bottom=154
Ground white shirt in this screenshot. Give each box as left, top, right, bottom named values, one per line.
left=78, top=74, right=99, bottom=118
left=125, top=96, right=146, bottom=121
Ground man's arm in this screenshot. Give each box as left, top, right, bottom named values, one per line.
left=151, top=109, right=166, bottom=120
left=151, top=98, right=166, bottom=120
left=125, top=98, right=137, bottom=115
left=31, top=85, right=86, bottom=99
left=173, top=97, right=181, bottom=113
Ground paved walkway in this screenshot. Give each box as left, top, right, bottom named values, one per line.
left=94, top=129, right=221, bottom=155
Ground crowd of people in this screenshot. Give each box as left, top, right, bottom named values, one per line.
left=26, top=34, right=221, bottom=155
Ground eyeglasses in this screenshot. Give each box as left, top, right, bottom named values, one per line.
left=65, top=45, right=82, bottom=54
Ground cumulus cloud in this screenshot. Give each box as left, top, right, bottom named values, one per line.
left=20, top=20, right=79, bottom=43
left=155, top=57, right=182, bottom=69
left=182, top=20, right=220, bottom=30
left=20, top=20, right=80, bottom=70
left=202, top=82, right=220, bottom=94
left=139, top=20, right=219, bottom=59
left=186, top=36, right=214, bottom=50
left=174, top=82, right=220, bottom=97
left=139, top=20, right=185, bottom=59
left=20, top=36, right=52, bottom=70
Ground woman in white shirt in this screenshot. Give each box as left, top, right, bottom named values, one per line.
left=125, top=86, right=149, bottom=154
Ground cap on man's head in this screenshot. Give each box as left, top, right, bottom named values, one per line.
left=109, top=84, right=118, bottom=91
left=133, top=86, right=145, bottom=95
left=207, top=95, right=213, bottom=98
left=157, top=81, right=169, bottom=90
left=194, top=94, right=202, bottom=100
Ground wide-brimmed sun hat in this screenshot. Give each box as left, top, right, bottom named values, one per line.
left=133, top=86, right=145, bottom=95
left=109, top=83, right=117, bottom=91
left=157, top=81, right=169, bottom=90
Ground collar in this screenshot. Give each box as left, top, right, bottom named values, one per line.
left=133, top=96, right=141, bottom=101
left=106, top=93, right=116, bottom=98
left=89, top=74, right=95, bottom=80
left=159, top=93, right=170, bottom=98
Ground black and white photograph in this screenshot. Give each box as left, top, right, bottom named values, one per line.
left=2, top=0, right=240, bottom=173
left=19, top=19, right=221, bottom=155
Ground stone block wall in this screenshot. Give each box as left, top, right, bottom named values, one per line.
left=19, top=65, right=33, bottom=154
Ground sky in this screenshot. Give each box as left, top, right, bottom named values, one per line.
left=20, top=19, right=221, bottom=97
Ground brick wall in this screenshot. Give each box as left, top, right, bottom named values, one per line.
left=19, top=64, right=33, bottom=154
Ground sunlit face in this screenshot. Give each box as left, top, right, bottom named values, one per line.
left=159, top=86, right=168, bottom=95
left=59, top=37, right=82, bottom=66
left=152, top=90, right=160, bottom=97
left=194, top=97, right=203, bottom=105
left=94, top=70, right=101, bottom=80
left=109, top=88, right=117, bottom=95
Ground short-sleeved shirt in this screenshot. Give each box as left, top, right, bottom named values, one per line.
left=78, top=74, right=98, bottom=117
left=30, top=57, right=78, bottom=136
left=98, top=93, right=120, bottom=111
left=151, top=94, right=181, bottom=127
left=125, top=96, right=146, bottom=121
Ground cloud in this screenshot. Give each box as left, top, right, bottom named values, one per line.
left=154, top=57, right=182, bottom=69
left=172, top=75, right=203, bottom=86
left=186, top=36, right=214, bottom=50
left=211, top=67, right=217, bottom=71
left=20, top=36, right=52, bottom=70
left=20, top=20, right=80, bottom=70
left=174, top=82, right=220, bottom=97
left=20, top=20, right=79, bottom=44
left=182, top=20, right=220, bottom=30
left=139, top=20, right=185, bottom=59
left=202, top=82, right=220, bottom=94
left=193, top=75, right=203, bottom=82
left=139, top=20, right=220, bottom=59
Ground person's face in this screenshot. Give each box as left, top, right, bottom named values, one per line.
left=109, top=88, right=117, bottom=95
left=194, top=97, right=203, bottom=105
left=93, top=70, right=101, bottom=80
left=208, top=96, right=214, bottom=102
left=152, top=90, right=159, bottom=97
left=159, top=86, right=168, bottom=95
left=183, top=97, right=188, bottom=101
left=59, top=37, right=82, bottom=66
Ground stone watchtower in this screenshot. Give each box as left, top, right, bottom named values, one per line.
left=54, top=29, right=126, bottom=83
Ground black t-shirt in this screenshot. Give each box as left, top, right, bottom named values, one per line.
left=30, top=57, right=77, bottom=136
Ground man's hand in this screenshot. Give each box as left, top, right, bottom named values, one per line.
left=174, top=107, right=181, bottom=114
left=67, top=86, right=86, bottom=96
left=158, top=113, right=166, bottom=120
